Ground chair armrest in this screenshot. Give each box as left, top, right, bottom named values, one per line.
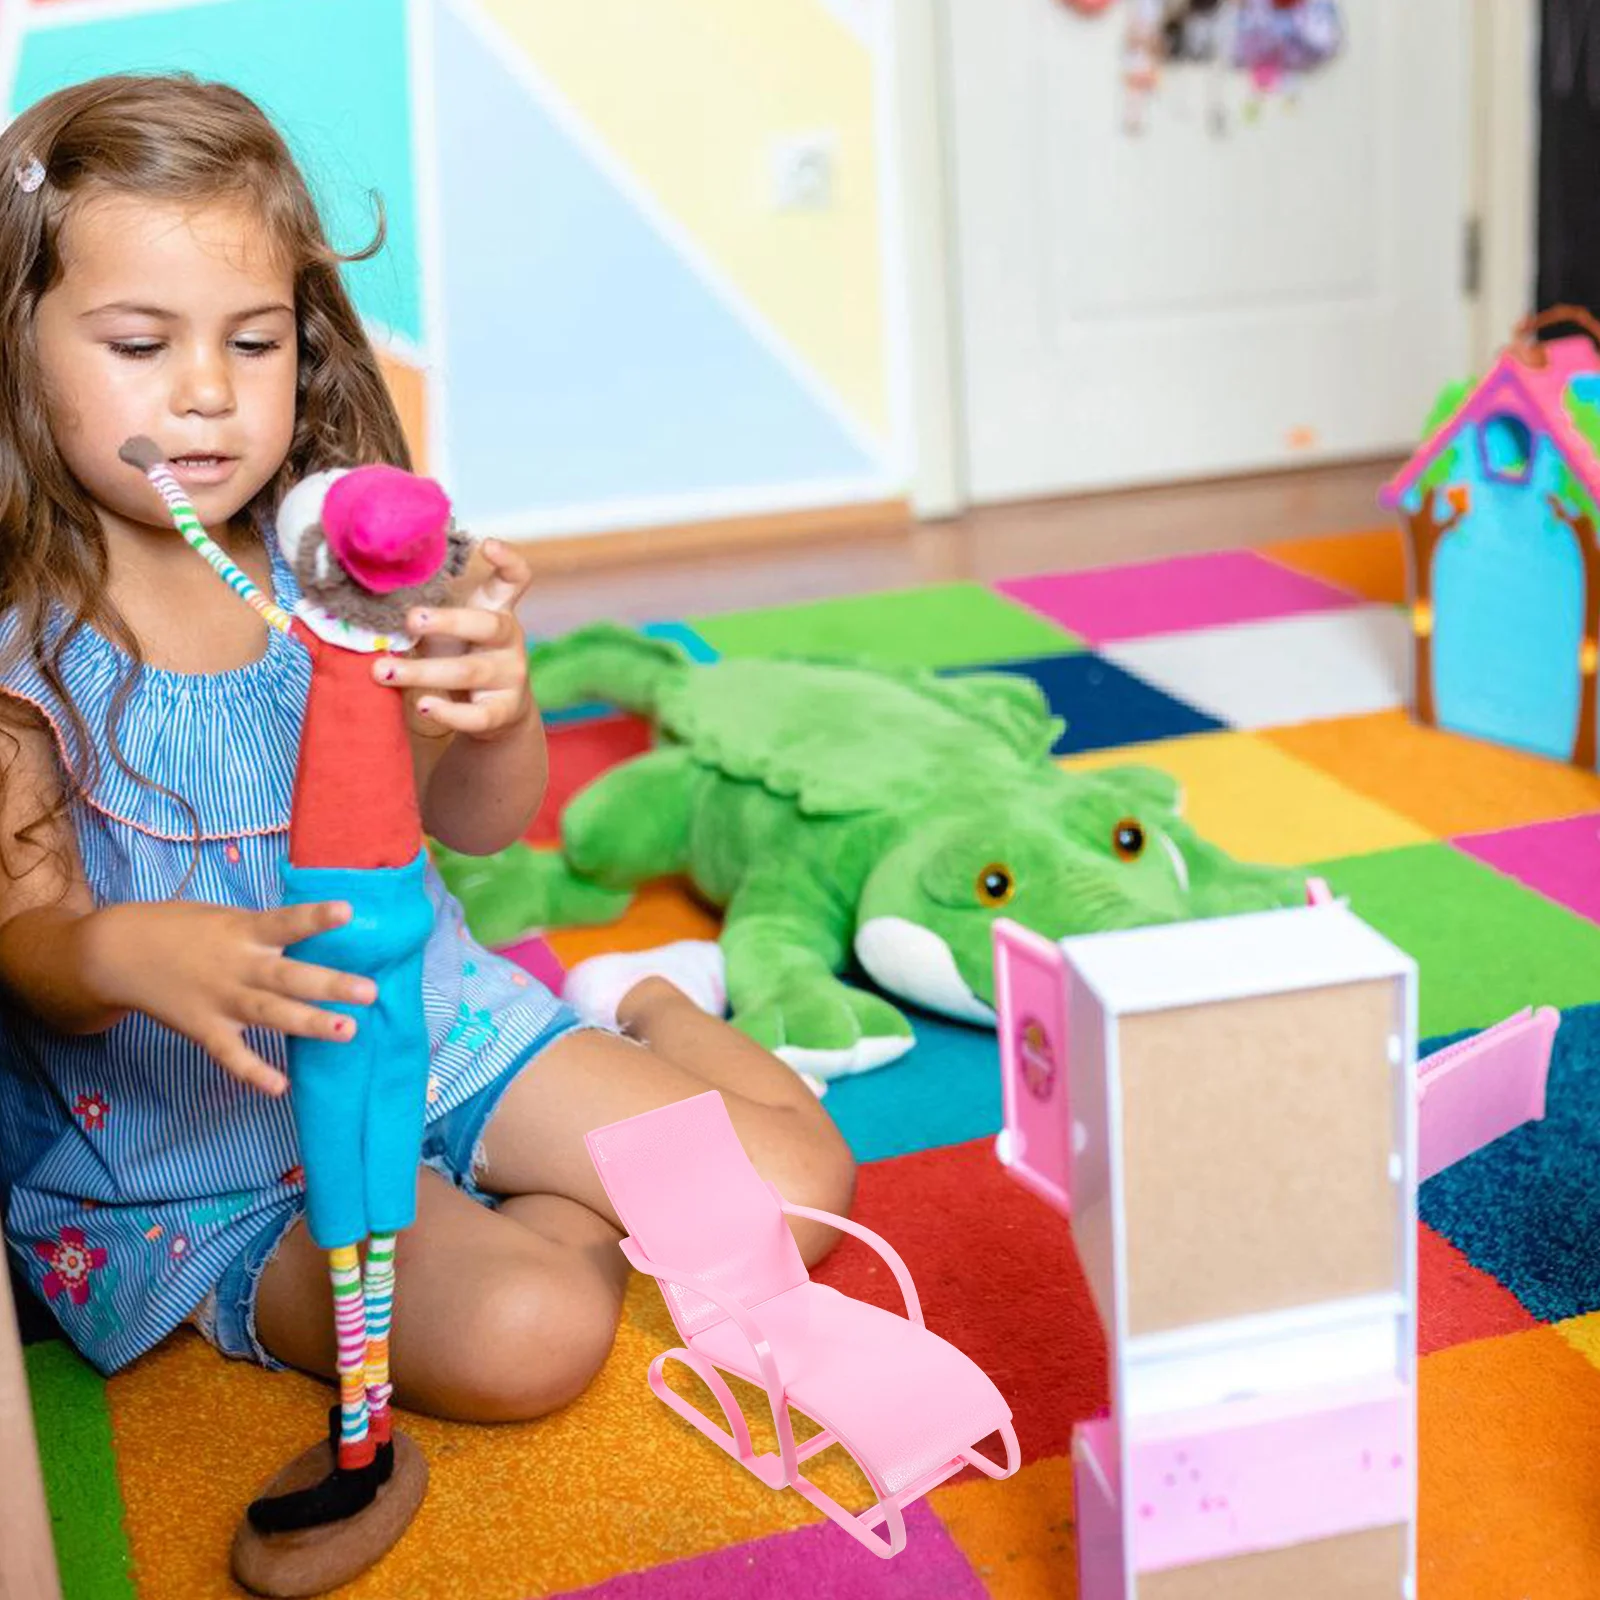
left=771, top=1190, right=925, bottom=1328
left=617, top=1236, right=788, bottom=1398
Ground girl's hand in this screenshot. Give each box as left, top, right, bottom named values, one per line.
left=80, top=900, right=374, bottom=1097
left=375, top=539, right=535, bottom=742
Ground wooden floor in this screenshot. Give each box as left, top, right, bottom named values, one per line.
left=518, top=456, right=1403, bottom=632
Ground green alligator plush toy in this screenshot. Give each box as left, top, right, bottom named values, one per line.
left=434, top=623, right=1307, bottom=1078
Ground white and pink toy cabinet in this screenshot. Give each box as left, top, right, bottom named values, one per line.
left=993, top=900, right=1550, bottom=1600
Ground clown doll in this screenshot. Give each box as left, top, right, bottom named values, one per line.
left=120, top=439, right=469, bottom=1585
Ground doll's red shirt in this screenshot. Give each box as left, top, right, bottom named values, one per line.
left=288, top=619, right=421, bottom=870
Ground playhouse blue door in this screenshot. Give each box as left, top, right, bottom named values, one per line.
left=1430, top=447, right=1585, bottom=761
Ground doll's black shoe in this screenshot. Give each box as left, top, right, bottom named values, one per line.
left=244, top=1407, right=390, bottom=1534
left=231, top=1406, right=428, bottom=1595
left=245, top=1458, right=382, bottom=1534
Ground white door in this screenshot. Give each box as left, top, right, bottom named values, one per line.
left=943, top=0, right=1473, bottom=503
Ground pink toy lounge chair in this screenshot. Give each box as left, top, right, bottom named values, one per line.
left=584, top=1091, right=1020, bottom=1558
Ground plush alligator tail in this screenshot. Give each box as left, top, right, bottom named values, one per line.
left=527, top=622, right=687, bottom=716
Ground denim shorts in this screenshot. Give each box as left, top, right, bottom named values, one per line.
left=191, top=1010, right=586, bottom=1369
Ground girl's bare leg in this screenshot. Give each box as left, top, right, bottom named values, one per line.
left=255, top=982, right=856, bottom=1423
left=478, top=983, right=856, bottom=1263
left=255, top=1170, right=630, bottom=1423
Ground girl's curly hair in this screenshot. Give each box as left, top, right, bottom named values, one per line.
left=0, top=73, right=411, bottom=881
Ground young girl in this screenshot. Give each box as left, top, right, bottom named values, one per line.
left=0, top=74, right=854, bottom=1430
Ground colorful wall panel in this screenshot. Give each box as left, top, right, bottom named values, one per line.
left=2, top=0, right=905, bottom=537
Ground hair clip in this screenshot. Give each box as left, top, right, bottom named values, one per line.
left=13, top=156, right=45, bottom=195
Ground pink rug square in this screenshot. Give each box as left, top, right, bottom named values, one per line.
left=1454, top=813, right=1600, bottom=928
left=999, top=549, right=1358, bottom=646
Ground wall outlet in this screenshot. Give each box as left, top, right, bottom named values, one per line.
left=770, top=132, right=837, bottom=212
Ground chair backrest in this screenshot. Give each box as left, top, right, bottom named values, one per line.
left=584, top=1091, right=810, bottom=1340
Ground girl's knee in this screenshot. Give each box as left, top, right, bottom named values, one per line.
left=771, top=1104, right=856, bottom=1266
left=803, top=1113, right=856, bottom=1216
left=446, top=1250, right=622, bottom=1421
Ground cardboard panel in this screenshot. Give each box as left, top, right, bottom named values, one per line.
left=1120, top=981, right=1401, bottom=1337
left=1137, top=1523, right=1409, bottom=1600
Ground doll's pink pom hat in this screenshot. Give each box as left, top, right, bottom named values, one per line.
left=277, top=465, right=452, bottom=594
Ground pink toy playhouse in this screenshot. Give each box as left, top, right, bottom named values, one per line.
left=1381, top=307, right=1600, bottom=770
left=992, top=900, right=1554, bottom=1598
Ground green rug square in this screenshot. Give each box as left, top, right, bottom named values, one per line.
left=25, top=1341, right=135, bottom=1598
left=690, top=582, right=1084, bottom=669
left=1317, top=843, right=1600, bottom=1036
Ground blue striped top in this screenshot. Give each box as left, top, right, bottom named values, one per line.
left=0, top=540, right=567, bottom=1373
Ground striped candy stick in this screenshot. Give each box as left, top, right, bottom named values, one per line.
left=117, top=436, right=295, bottom=635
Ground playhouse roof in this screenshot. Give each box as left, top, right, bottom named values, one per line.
left=1380, top=334, right=1600, bottom=513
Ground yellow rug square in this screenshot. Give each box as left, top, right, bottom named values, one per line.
left=1557, top=1308, right=1600, bottom=1373
left=1063, top=729, right=1432, bottom=865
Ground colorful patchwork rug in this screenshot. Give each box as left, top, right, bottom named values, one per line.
left=22, top=527, right=1600, bottom=1597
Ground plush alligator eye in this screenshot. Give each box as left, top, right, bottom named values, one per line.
left=976, top=863, right=1015, bottom=907
left=1112, top=819, right=1146, bottom=861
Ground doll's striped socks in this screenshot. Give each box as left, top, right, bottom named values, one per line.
left=245, top=1240, right=398, bottom=1533
left=363, top=1233, right=397, bottom=1446
left=331, top=1245, right=374, bottom=1468
left=329, top=1236, right=399, bottom=1467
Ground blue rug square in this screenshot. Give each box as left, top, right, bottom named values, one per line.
left=824, top=1006, right=1001, bottom=1165
left=947, top=651, right=1223, bottom=756
left=1418, top=1001, right=1600, bottom=1324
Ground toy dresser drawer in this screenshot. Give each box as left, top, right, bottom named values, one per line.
left=1076, top=1382, right=1415, bottom=1600
left=1128, top=1379, right=1412, bottom=1584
